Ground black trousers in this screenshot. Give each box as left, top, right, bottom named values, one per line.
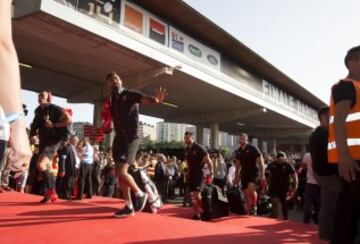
left=56, top=176, right=65, bottom=198
left=156, top=181, right=167, bottom=202
left=64, top=175, right=75, bottom=200
left=104, top=184, right=116, bottom=197
left=269, top=191, right=289, bottom=220
left=92, top=164, right=101, bottom=195
left=331, top=172, right=360, bottom=244
left=167, top=178, right=176, bottom=199
left=78, top=164, right=93, bottom=199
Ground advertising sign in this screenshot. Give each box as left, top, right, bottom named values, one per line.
left=185, top=37, right=204, bottom=62
left=83, top=125, right=104, bottom=142
left=204, top=47, right=221, bottom=70
left=149, top=18, right=166, bottom=45
left=55, top=0, right=222, bottom=72
left=124, top=3, right=144, bottom=34
left=170, top=26, right=185, bottom=53
left=187, top=43, right=203, bottom=58
left=170, top=26, right=221, bottom=70
left=77, top=0, right=121, bottom=27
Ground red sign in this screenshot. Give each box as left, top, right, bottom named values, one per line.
left=149, top=18, right=165, bottom=44
left=83, top=125, right=104, bottom=142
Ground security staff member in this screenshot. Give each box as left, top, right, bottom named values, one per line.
left=327, top=45, right=360, bottom=244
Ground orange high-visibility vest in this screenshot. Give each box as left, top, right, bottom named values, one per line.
left=328, top=79, right=360, bottom=163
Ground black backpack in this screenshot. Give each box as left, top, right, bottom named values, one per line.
left=201, top=184, right=229, bottom=221
left=226, top=186, right=247, bottom=215
left=257, top=195, right=272, bottom=215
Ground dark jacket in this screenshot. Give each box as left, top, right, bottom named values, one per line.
left=309, top=126, right=337, bottom=176
left=63, top=144, right=77, bottom=177
left=154, top=161, right=167, bottom=183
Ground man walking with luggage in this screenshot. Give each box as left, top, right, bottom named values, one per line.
left=184, top=131, right=213, bottom=220
left=234, top=133, right=266, bottom=215
left=104, top=72, right=168, bottom=218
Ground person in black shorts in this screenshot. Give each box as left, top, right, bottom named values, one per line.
left=105, top=71, right=168, bottom=218
left=184, top=131, right=213, bottom=220
left=267, top=151, right=298, bottom=220
left=30, top=91, right=72, bottom=203
left=234, top=133, right=266, bottom=215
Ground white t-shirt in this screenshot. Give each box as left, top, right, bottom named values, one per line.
left=302, top=152, right=317, bottom=185
left=227, top=165, right=236, bottom=187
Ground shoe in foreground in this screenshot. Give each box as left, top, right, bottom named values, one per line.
left=114, top=206, right=135, bottom=218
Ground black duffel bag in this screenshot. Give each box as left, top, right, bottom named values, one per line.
left=226, top=186, right=247, bottom=215
left=201, top=184, right=229, bottom=221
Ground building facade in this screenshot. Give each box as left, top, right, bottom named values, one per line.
left=139, top=121, right=157, bottom=141
left=157, top=122, right=188, bottom=142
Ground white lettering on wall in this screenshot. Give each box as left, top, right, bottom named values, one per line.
left=262, top=80, right=318, bottom=121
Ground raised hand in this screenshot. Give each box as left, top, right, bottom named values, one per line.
left=165, top=65, right=182, bottom=75
left=155, top=87, right=168, bottom=104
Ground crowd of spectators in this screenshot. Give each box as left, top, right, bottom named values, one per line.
left=0, top=135, right=317, bottom=223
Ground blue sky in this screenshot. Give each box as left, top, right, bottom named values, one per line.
left=184, top=0, right=360, bottom=101
left=21, top=0, right=360, bottom=126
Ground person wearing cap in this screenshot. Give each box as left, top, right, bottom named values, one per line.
left=266, top=151, right=298, bottom=220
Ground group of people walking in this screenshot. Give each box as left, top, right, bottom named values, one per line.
left=1, top=1, right=360, bottom=242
